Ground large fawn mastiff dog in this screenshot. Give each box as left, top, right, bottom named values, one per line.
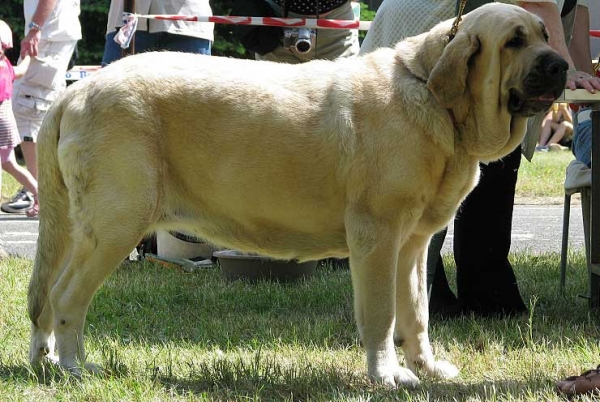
left=29, top=3, right=566, bottom=386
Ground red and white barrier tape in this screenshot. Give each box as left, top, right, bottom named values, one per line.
left=147, top=14, right=371, bottom=30
left=115, top=13, right=370, bottom=48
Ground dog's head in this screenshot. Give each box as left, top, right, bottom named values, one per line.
left=398, top=3, right=567, bottom=161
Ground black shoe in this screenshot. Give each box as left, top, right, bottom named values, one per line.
left=429, top=294, right=466, bottom=318
left=1, top=188, right=34, bottom=213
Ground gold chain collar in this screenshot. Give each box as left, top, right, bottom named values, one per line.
left=448, top=0, right=468, bottom=42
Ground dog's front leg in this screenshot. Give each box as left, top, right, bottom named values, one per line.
left=394, top=234, right=459, bottom=380
left=347, top=214, right=419, bottom=388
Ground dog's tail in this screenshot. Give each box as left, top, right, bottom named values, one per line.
left=28, top=96, right=71, bottom=327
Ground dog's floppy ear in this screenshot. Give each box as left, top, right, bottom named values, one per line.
left=427, top=32, right=480, bottom=108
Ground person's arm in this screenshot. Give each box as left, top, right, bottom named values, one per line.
left=518, top=1, right=600, bottom=92
left=20, top=0, right=59, bottom=58
left=568, top=5, right=593, bottom=74
left=12, top=55, right=30, bottom=78
left=559, top=103, right=573, bottom=124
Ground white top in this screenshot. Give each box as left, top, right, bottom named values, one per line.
left=24, top=0, right=82, bottom=41
left=360, top=0, right=565, bottom=54
left=106, top=0, right=214, bottom=42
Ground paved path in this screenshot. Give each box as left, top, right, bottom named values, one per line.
left=0, top=204, right=587, bottom=260
left=444, top=204, right=586, bottom=255
left=0, top=213, right=39, bottom=259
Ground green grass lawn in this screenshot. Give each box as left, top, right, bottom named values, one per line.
left=516, top=150, right=575, bottom=203
left=0, top=150, right=595, bottom=401
left=0, top=253, right=597, bottom=401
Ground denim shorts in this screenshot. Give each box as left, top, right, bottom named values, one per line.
left=102, top=30, right=211, bottom=66
left=572, top=108, right=592, bottom=167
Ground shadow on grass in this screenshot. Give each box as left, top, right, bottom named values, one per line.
left=84, top=261, right=359, bottom=350
left=0, top=358, right=551, bottom=401
left=154, top=363, right=550, bottom=401
left=83, top=255, right=600, bottom=354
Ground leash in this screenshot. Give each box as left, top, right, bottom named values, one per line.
left=448, top=0, right=468, bottom=42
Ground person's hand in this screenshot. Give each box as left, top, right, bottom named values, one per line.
left=566, top=69, right=600, bottom=93
left=20, top=30, right=41, bottom=58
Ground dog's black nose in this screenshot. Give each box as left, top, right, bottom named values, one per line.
left=544, top=57, right=569, bottom=77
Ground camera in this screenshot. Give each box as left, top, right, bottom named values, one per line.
left=282, top=28, right=316, bottom=54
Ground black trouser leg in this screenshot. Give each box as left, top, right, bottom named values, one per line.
left=454, top=146, right=527, bottom=315
left=427, top=229, right=458, bottom=305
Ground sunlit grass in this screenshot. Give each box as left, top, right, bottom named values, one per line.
left=517, top=151, right=574, bottom=202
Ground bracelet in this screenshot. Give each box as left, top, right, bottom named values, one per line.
left=28, top=21, right=42, bottom=31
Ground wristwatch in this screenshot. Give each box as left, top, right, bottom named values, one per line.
left=28, top=21, right=42, bottom=31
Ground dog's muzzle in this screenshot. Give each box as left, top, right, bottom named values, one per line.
left=509, top=53, right=568, bottom=117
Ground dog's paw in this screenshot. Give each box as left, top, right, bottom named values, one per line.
left=407, top=357, right=459, bottom=380
left=64, top=362, right=103, bottom=379
left=30, top=354, right=59, bottom=369
left=29, top=341, right=56, bottom=365
left=370, top=365, right=420, bottom=388
left=430, top=360, right=460, bottom=379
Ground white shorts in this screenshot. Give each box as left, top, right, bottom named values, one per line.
left=12, top=40, right=77, bottom=142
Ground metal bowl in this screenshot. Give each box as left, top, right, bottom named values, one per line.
left=213, top=250, right=317, bottom=282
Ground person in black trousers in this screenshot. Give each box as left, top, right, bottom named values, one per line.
left=428, top=146, right=526, bottom=317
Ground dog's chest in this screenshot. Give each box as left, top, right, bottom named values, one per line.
left=415, top=160, right=480, bottom=234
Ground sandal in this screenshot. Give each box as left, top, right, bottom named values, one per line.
left=26, top=202, right=39, bottom=218
left=557, top=365, right=600, bottom=397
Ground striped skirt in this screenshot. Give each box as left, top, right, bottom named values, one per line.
left=0, top=99, right=20, bottom=149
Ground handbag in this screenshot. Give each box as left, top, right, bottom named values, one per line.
left=230, top=0, right=282, bottom=55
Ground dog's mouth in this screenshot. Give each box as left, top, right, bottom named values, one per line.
left=508, top=54, right=567, bottom=117
left=508, top=88, right=563, bottom=117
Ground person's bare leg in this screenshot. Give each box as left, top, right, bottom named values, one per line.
left=2, top=158, right=39, bottom=216
left=20, top=141, right=37, bottom=180
left=548, top=122, right=572, bottom=146
left=538, top=114, right=554, bottom=147
left=2, top=160, right=38, bottom=198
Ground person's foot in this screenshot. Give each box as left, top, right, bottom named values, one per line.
left=26, top=200, right=39, bottom=218
left=429, top=297, right=466, bottom=318
left=1, top=188, right=35, bottom=214
left=429, top=287, right=465, bottom=318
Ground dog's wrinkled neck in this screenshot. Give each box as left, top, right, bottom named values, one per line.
left=446, top=108, right=459, bottom=128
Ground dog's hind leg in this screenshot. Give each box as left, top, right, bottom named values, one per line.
left=346, top=212, right=419, bottom=388
left=29, top=215, right=68, bottom=366
left=29, top=102, right=73, bottom=367
left=394, top=234, right=459, bottom=380
left=49, top=216, right=145, bottom=376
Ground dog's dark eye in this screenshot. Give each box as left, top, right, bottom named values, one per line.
left=505, top=37, right=524, bottom=48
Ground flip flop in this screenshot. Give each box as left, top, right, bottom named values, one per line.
left=557, top=365, right=600, bottom=397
